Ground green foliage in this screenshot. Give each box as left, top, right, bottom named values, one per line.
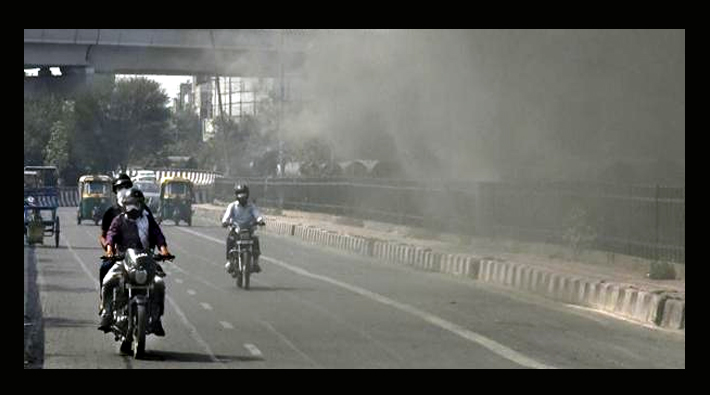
left=25, top=77, right=173, bottom=180
left=648, top=261, right=677, bottom=280
left=24, top=95, right=64, bottom=165
left=109, top=77, right=171, bottom=167
left=43, top=121, right=71, bottom=175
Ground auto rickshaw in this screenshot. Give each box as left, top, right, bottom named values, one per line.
left=77, top=175, right=113, bottom=225
left=158, top=176, right=194, bottom=226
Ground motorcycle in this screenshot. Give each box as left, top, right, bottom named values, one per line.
left=227, top=221, right=264, bottom=290
left=100, top=249, right=175, bottom=359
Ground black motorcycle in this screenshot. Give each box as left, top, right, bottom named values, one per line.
left=227, top=222, right=263, bottom=290
left=101, top=249, right=175, bottom=359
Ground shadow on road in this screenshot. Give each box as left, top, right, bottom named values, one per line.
left=244, top=285, right=306, bottom=292
left=62, top=245, right=102, bottom=251
left=39, top=284, right=97, bottom=294
left=139, top=350, right=262, bottom=363
left=42, top=316, right=96, bottom=329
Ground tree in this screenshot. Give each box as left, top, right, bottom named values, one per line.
left=108, top=77, right=171, bottom=168
left=165, top=105, right=202, bottom=157
left=24, top=95, right=64, bottom=166
left=43, top=101, right=75, bottom=180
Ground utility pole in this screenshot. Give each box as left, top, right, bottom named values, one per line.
left=277, top=29, right=285, bottom=178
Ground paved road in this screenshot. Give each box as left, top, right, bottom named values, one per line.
left=24, top=208, right=685, bottom=369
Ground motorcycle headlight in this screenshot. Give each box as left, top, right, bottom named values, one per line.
left=134, top=269, right=148, bottom=285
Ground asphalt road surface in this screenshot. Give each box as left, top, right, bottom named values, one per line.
left=24, top=208, right=685, bottom=369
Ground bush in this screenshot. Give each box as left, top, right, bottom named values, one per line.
left=648, top=261, right=677, bottom=280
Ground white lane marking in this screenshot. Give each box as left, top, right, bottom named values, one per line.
left=219, top=321, right=234, bottom=329
left=200, top=302, right=213, bottom=311
left=65, top=238, right=100, bottom=287
left=175, top=278, right=184, bottom=284
left=244, top=344, right=263, bottom=358
left=167, top=259, right=226, bottom=293
left=177, top=227, right=557, bottom=370
left=187, top=289, right=196, bottom=296
left=166, top=295, right=224, bottom=366
left=259, top=320, right=321, bottom=368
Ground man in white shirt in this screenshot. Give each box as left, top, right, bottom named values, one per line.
left=222, top=184, right=265, bottom=275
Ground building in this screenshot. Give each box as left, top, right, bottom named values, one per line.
left=191, top=74, right=303, bottom=142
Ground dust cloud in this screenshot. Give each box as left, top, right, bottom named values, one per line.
left=278, top=29, right=684, bottom=184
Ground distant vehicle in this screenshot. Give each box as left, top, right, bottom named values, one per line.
left=157, top=177, right=194, bottom=226
left=77, top=175, right=113, bottom=225
left=132, top=170, right=157, bottom=184
left=133, top=180, right=160, bottom=213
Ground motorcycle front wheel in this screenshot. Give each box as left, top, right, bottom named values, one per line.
left=119, top=339, right=132, bottom=356
left=243, top=253, right=251, bottom=290
left=133, top=304, right=147, bottom=359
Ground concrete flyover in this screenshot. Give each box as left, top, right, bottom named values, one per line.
left=24, top=29, right=314, bottom=77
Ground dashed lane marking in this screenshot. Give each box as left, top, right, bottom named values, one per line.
left=176, top=226, right=558, bottom=370
left=244, top=344, right=263, bottom=358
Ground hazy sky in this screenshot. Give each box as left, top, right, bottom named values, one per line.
left=116, top=74, right=192, bottom=103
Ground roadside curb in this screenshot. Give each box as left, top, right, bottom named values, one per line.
left=192, top=205, right=685, bottom=331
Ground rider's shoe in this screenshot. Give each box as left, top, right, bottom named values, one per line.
left=98, top=313, right=112, bottom=333
left=225, top=261, right=233, bottom=273
left=253, top=261, right=262, bottom=273
left=150, top=318, right=166, bottom=337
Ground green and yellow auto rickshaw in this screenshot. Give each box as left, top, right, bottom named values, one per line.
left=158, top=177, right=194, bottom=226
left=77, top=175, right=113, bottom=225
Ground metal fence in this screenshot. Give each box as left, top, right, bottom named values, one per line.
left=215, top=177, right=685, bottom=264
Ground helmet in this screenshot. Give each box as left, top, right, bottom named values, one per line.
left=234, top=184, right=249, bottom=201
left=122, top=187, right=145, bottom=214
left=113, top=173, right=133, bottom=193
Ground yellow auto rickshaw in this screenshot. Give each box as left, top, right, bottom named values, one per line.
left=77, top=175, right=113, bottom=225
left=158, top=176, right=194, bottom=226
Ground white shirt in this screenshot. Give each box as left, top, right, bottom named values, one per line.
left=221, top=201, right=262, bottom=228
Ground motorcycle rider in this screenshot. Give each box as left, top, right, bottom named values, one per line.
left=97, top=174, right=133, bottom=286
left=99, top=187, right=172, bottom=336
left=222, top=184, right=265, bottom=276
left=98, top=174, right=159, bottom=285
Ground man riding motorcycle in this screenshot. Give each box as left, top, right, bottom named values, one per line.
left=99, top=187, right=172, bottom=336
left=222, top=184, right=265, bottom=276
left=97, top=174, right=133, bottom=286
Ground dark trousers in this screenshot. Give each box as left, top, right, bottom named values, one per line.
left=226, top=233, right=260, bottom=260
